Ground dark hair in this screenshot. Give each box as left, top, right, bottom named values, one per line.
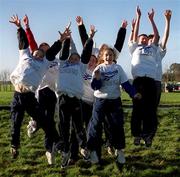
left=148, top=34, right=154, bottom=39
left=69, top=52, right=80, bottom=59
left=138, top=34, right=148, bottom=38
left=148, top=34, right=160, bottom=40
left=39, top=42, right=50, bottom=48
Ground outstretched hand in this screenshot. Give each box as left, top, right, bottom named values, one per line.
left=76, top=16, right=83, bottom=26
left=131, top=19, right=136, bottom=30
left=121, top=20, right=128, bottom=29
left=23, top=14, right=29, bottom=28
left=148, top=8, right=155, bottom=21
left=9, top=14, right=21, bottom=28
left=164, top=10, right=172, bottom=21
left=136, top=6, right=141, bottom=18
left=89, top=25, right=97, bottom=39
left=58, top=23, right=71, bottom=42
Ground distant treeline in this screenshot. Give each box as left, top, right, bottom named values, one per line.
left=0, top=81, right=14, bottom=92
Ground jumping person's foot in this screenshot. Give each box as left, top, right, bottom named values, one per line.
left=107, top=146, right=114, bottom=156
left=61, top=151, right=71, bottom=168
left=89, top=151, right=99, bottom=164
left=115, top=149, right=126, bottom=164
left=45, top=151, right=55, bottom=165
left=134, top=137, right=141, bottom=146
left=27, top=118, right=37, bottom=138
left=10, top=146, right=19, bottom=159
left=144, top=136, right=153, bottom=147
left=80, top=148, right=89, bottom=160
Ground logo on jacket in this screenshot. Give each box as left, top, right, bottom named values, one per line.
left=102, top=70, right=118, bottom=81
left=83, top=73, right=92, bottom=80
left=62, top=62, right=79, bottom=68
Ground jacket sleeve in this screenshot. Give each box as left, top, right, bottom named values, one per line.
left=25, top=28, right=38, bottom=53
left=121, top=81, right=136, bottom=98
left=81, top=38, right=93, bottom=64
left=17, top=27, right=29, bottom=50
left=59, top=38, right=70, bottom=60
left=46, top=40, right=62, bottom=61
left=114, top=27, right=126, bottom=53
left=78, top=24, right=89, bottom=47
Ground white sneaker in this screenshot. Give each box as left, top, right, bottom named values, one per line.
left=115, top=149, right=126, bottom=164
left=89, top=151, right=99, bottom=164
left=61, top=151, right=71, bottom=168
left=107, top=146, right=114, bottom=156
left=45, top=151, right=55, bottom=165
left=27, top=118, right=37, bottom=138
left=80, top=148, right=89, bottom=160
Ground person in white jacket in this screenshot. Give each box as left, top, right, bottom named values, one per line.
left=9, top=15, right=70, bottom=160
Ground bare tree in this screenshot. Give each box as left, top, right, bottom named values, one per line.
left=0, top=69, right=11, bottom=91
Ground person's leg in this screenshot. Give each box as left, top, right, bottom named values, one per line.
left=155, top=81, right=162, bottom=107
left=39, top=87, right=59, bottom=153
left=58, top=95, right=71, bottom=153
left=142, top=78, right=157, bottom=146
left=58, top=95, right=74, bottom=168
left=69, top=128, right=79, bottom=164
left=106, top=98, right=126, bottom=164
left=25, top=92, right=54, bottom=154
left=131, top=78, right=144, bottom=143
left=106, top=98, right=125, bottom=150
left=103, top=116, right=114, bottom=155
left=72, top=98, right=87, bottom=150
left=10, top=91, right=25, bottom=158
left=81, top=101, right=93, bottom=130
left=87, top=98, right=105, bottom=163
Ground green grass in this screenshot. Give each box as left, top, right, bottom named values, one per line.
left=1, top=91, right=180, bottom=106
left=0, top=91, right=13, bottom=105
left=0, top=108, right=179, bottom=177
left=121, top=91, right=180, bottom=105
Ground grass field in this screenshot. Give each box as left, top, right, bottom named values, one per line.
left=0, top=91, right=180, bottom=106
left=0, top=107, right=179, bottom=176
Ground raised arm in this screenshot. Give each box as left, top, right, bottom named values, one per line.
left=148, top=8, right=159, bottom=45
left=76, top=16, right=89, bottom=46
left=114, top=20, right=127, bottom=53
left=59, top=22, right=71, bottom=60
left=9, top=15, right=29, bottom=50
left=81, top=25, right=96, bottom=64
left=23, top=15, right=38, bottom=52
left=46, top=26, right=71, bottom=61
left=133, top=6, right=141, bottom=42
left=161, top=10, right=172, bottom=49
left=59, top=38, right=70, bottom=60
left=128, top=19, right=136, bottom=43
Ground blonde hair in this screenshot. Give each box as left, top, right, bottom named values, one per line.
left=97, top=44, right=116, bottom=65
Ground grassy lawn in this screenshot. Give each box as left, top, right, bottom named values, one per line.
left=0, top=91, right=13, bottom=105
left=0, top=108, right=179, bottom=177
left=121, top=91, right=180, bottom=105
left=0, top=91, right=180, bottom=106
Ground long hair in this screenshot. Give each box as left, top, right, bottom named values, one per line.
left=97, top=44, right=116, bottom=65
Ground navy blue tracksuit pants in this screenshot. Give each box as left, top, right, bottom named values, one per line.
left=58, top=94, right=87, bottom=153
left=87, top=97, right=125, bottom=154
left=10, top=91, right=56, bottom=152
left=38, top=87, right=60, bottom=152
left=131, top=76, right=157, bottom=138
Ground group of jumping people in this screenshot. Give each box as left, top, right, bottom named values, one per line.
left=9, top=6, right=171, bottom=168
